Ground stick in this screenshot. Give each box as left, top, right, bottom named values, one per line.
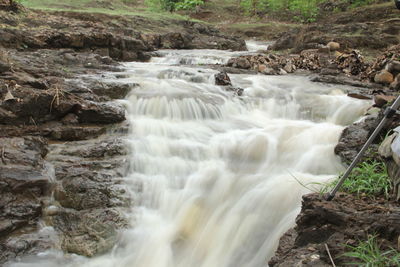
left=325, top=243, right=336, bottom=267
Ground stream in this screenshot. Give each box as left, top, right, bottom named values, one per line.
left=7, top=41, right=371, bottom=267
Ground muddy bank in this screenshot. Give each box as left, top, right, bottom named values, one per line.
left=269, top=193, right=400, bottom=266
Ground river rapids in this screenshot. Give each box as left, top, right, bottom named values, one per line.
left=7, top=41, right=371, bottom=267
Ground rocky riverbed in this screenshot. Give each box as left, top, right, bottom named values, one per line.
left=0, top=2, right=247, bottom=263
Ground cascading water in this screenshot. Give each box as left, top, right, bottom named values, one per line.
left=7, top=43, right=371, bottom=267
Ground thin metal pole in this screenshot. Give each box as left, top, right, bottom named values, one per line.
left=326, top=94, right=400, bottom=201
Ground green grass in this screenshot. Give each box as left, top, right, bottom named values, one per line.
left=337, top=160, right=391, bottom=199
left=343, top=235, right=400, bottom=266
left=18, top=0, right=196, bottom=21
left=291, top=159, right=391, bottom=199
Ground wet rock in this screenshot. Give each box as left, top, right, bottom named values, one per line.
left=0, top=228, right=56, bottom=264
left=78, top=102, right=125, bottom=124
left=45, top=137, right=130, bottom=257
left=0, top=136, right=51, bottom=264
left=374, top=70, right=394, bottom=85
left=51, top=208, right=127, bottom=257
left=225, top=86, right=244, bottom=96
left=90, top=81, right=137, bottom=100
left=215, top=71, right=232, bottom=86
left=334, top=115, right=380, bottom=163
left=327, top=41, right=340, bottom=51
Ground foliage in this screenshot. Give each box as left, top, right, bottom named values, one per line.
left=343, top=234, right=400, bottom=266
left=238, top=0, right=379, bottom=22
left=175, top=0, right=204, bottom=10
left=146, top=0, right=203, bottom=11
left=338, top=160, right=391, bottom=199
left=291, top=159, right=391, bottom=199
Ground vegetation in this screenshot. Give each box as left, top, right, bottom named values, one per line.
left=146, top=0, right=204, bottom=11
left=238, top=0, right=379, bottom=22
left=343, top=235, right=400, bottom=266
left=337, top=160, right=391, bottom=199
left=292, top=159, right=391, bottom=199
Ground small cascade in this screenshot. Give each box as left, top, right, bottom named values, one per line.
left=6, top=47, right=371, bottom=267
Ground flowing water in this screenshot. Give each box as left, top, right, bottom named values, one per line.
left=7, top=43, right=371, bottom=267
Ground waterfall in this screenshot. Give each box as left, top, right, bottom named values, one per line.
left=7, top=47, right=371, bottom=267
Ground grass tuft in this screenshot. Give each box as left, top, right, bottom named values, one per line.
left=343, top=234, right=400, bottom=266
left=338, top=160, right=391, bottom=199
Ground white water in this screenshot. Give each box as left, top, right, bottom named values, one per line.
left=7, top=44, right=371, bottom=267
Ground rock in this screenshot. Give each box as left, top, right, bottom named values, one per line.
left=235, top=57, right=251, bottom=69
left=214, top=71, right=232, bottom=86
left=283, top=62, right=295, bottom=73
left=373, top=94, right=396, bottom=108
left=51, top=208, right=127, bottom=257
left=225, top=86, right=244, bottom=96
left=258, top=64, right=267, bottom=73
left=90, top=81, right=136, bottom=100
left=347, top=93, right=372, bottom=100
left=317, top=45, right=330, bottom=53
left=386, top=60, right=400, bottom=76
left=334, top=115, right=380, bottom=163
left=0, top=61, right=10, bottom=73
left=374, top=70, right=394, bottom=85
left=0, top=137, right=51, bottom=264
left=61, top=113, right=79, bottom=125
left=390, top=73, right=400, bottom=90
left=44, top=137, right=130, bottom=258
left=327, top=41, right=340, bottom=51
left=78, top=102, right=125, bottom=124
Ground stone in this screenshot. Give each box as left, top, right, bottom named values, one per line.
left=283, top=62, right=295, bottom=73
left=327, top=41, right=340, bottom=51
left=61, top=113, right=79, bottom=125
left=0, top=137, right=51, bottom=264
left=390, top=73, right=400, bottom=90
left=214, top=72, right=232, bottom=86
left=334, top=115, right=380, bottom=163
left=374, top=70, right=394, bottom=85
left=51, top=208, right=127, bottom=257
left=373, top=94, right=396, bottom=108
left=77, top=102, right=125, bottom=124
left=236, top=57, right=251, bottom=69
left=258, top=64, right=267, bottom=73
left=386, top=60, right=400, bottom=75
